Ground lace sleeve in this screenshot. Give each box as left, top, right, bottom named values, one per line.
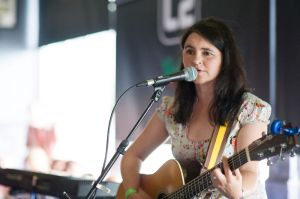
left=238, top=93, right=272, bottom=126
left=156, top=96, right=174, bottom=122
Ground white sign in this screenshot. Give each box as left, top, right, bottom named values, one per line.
left=157, top=0, right=202, bottom=46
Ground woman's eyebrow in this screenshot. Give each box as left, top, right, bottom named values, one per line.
left=201, top=47, right=214, bottom=53
left=183, top=44, right=195, bottom=49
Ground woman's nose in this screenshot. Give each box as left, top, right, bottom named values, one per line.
left=192, top=54, right=203, bottom=66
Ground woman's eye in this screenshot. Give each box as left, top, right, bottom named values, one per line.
left=185, top=49, right=194, bottom=55
left=203, top=51, right=213, bottom=56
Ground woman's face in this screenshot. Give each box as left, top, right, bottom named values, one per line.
left=182, top=32, right=222, bottom=86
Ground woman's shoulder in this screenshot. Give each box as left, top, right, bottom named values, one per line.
left=242, top=92, right=270, bottom=106
left=161, top=96, right=174, bottom=105
left=241, top=92, right=271, bottom=109
left=237, top=92, right=272, bottom=124
left=156, top=96, right=175, bottom=119
left=159, top=96, right=175, bottom=111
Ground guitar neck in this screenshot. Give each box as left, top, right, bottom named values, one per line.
left=165, top=148, right=250, bottom=199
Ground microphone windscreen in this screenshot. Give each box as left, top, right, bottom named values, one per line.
left=184, top=66, right=198, bottom=82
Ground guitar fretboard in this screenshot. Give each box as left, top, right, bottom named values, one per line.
left=164, top=148, right=249, bottom=199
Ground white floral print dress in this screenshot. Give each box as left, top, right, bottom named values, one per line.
left=156, top=92, right=271, bottom=199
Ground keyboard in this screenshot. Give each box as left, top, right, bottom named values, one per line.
left=0, top=168, right=118, bottom=198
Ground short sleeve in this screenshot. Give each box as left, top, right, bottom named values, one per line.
left=156, top=96, right=174, bottom=122
left=238, top=93, right=272, bottom=126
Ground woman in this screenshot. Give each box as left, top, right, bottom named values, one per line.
left=120, top=17, right=271, bottom=199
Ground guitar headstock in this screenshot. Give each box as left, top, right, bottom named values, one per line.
left=249, top=133, right=298, bottom=161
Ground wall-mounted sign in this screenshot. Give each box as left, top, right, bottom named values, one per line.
left=0, top=0, right=17, bottom=28
left=157, top=0, right=201, bottom=46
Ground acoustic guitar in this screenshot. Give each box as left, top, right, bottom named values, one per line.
left=116, top=133, right=298, bottom=199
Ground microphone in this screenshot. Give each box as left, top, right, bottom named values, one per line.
left=136, top=66, right=197, bottom=87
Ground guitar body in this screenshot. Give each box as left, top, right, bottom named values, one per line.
left=116, top=159, right=185, bottom=199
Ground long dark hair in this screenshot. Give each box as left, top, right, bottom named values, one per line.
left=173, top=17, right=248, bottom=126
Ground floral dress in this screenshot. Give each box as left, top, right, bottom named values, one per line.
left=156, top=92, right=271, bottom=199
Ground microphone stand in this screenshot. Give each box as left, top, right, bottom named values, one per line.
left=84, top=85, right=165, bottom=199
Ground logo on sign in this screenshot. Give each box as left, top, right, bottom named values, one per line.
left=157, top=0, right=202, bottom=46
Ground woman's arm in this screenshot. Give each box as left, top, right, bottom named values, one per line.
left=212, top=121, right=268, bottom=199
left=120, top=113, right=169, bottom=198
left=236, top=122, right=268, bottom=195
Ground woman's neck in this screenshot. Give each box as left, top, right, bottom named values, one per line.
left=195, top=84, right=214, bottom=107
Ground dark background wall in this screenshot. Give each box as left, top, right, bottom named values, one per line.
left=39, top=0, right=109, bottom=45
left=266, top=1, right=300, bottom=198
left=277, top=0, right=300, bottom=127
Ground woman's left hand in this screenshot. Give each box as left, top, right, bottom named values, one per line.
left=210, top=157, right=243, bottom=199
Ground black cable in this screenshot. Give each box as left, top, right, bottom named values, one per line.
left=100, top=84, right=136, bottom=176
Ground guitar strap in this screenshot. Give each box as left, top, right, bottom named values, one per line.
left=201, top=123, right=232, bottom=199
left=204, top=123, right=231, bottom=170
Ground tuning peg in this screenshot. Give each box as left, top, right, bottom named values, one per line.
left=271, top=119, right=300, bottom=135
left=290, top=149, right=296, bottom=157
left=271, top=120, right=285, bottom=134
left=267, top=156, right=280, bottom=166
left=278, top=144, right=286, bottom=161
left=267, top=158, right=273, bottom=166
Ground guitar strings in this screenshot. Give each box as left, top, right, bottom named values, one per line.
left=163, top=149, right=248, bottom=199
left=163, top=140, right=263, bottom=199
